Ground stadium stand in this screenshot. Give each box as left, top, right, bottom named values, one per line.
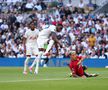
left=0, top=0, right=108, bottom=59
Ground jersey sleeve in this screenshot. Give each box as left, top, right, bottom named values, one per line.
left=77, top=56, right=82, bottom=60
left=24, top=30, right=28, bottom=38
left=36, top=29, right=39, bottom=35
left=49, top=25, right=56, bottom=32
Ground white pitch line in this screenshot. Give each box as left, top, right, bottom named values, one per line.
left=0, top=77, right=108, bottom=83
left=0, top=78, right=72, bottom=83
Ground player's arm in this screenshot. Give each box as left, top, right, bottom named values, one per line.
left=51, top=32, right=62, bottom=48
left=23, top=30, right=28, bottom=56
left=77, top=56, right=86, bottom=65
left=55, top=42, right=59, bottom=56
left=23, top=37, right=27, bottom=56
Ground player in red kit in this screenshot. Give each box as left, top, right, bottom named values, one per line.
left=68, top=51, right=98, bottom=78
left=68, top=51, right=86, bottom=78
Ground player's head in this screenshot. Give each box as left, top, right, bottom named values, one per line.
left=29, top=21, right=35, bottom=30
left=69, top=51, right=77, bottom=60
left=56, top=24, right=63, bottom=32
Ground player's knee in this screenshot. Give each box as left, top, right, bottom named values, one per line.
left=37, top=60, right=40, bottom=63
left=35, top=59, right=39, bottom=63
left=24, top=57, right=30, bottom=64
left=24, top=61, right=28, bottom=65
left=83, top=65, right=88, bottom=70
left=49, top=40, right=54, bottom=44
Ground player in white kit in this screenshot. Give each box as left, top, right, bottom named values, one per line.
left=23, top=21, right=39, bottom=75
left=38, top=24, right=63, bottom=55
left=29, top=24, right=63, bottom=71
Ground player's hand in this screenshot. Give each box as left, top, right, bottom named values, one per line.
left=72, top=74, right=78, bottom=78
left=83, top=56, right=87, bottom=59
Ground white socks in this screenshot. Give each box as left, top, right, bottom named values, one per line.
left=24, top=57, right=30, bottom=72
left=34, top=53, right=42, bottom=74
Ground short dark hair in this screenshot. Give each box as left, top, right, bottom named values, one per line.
left=56, top=23, right=63, bottom=27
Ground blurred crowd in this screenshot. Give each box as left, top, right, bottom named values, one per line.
left=0, top=0, right=108, bottom=59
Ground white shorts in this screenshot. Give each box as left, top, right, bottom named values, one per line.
left=37, top=38, right=48, bottom=49
left=26, top=45, right=39, bottom=56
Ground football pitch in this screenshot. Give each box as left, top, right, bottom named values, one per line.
left=0, top=67, right=108, bottom=90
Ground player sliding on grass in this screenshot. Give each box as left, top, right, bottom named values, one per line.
left=23, top=21, right=40, bottom=75
left=68, top=51, right=98, bottom=78
left=29, top=24, right=63, bottom=73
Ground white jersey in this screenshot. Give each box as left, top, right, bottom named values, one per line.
left=38, top=25, right=56, bottom=39
left=37, top=25, right=56, bottom=48
left=24, top=28, right=39, bottom=46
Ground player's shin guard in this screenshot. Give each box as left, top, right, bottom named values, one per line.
left=34, top=53, right=42, bottom=74
left=23, top=57, right=30, bottom=73
left=44, top=40, right=54, bottom=54
left=30, top=58, right=37, bottom=69
left=29, top=59, right=36, bottom=73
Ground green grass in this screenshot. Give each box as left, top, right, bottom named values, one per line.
left=0, top=67, right=108, bottom=90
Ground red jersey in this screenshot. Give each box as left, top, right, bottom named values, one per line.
left=69, top=56, right=84, bottom=76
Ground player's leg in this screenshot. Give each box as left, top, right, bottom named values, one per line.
left=82, top=65, right=99, bottom=77
left=34, top=45, right=43, bottom=74
left=43, top=57, right=49, bottom=67
left=77, top=65, right=86, bottom=78
left=84, top=71, right=98, bottom=77
left=34, top=52, right=42, bottom=74
left=77, top=65, right=84, bottom=76
left=23, top=56, right=31, bottom=75
left=29, top=45, right=41, bottom=74
left=29, top=53, right=41, bottom=74
left=28, top=46, right=38, bottom=73
left=82, top=65, right=91, bottom=77
left=29, top=56, right=39, bottom=74
left=29, top=58, right=36, bottom=73
left=44, top=40, right=54, bottom=55
left=40, top=55, right=46, bottom=66
left=23, top=46, right=31, bottom=75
